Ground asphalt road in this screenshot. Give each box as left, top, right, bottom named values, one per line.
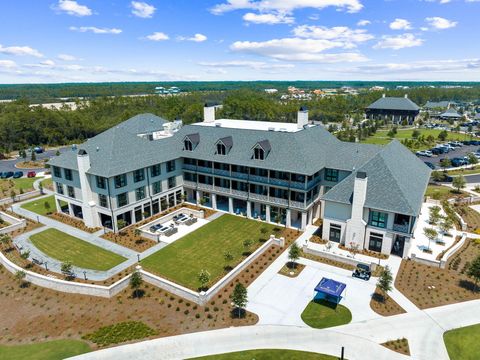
left=0, top=147, right=71, bottom=174
left=417, top=143, right=480, bottom=166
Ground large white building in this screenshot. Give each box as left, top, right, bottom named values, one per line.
left=49, top=106, right=430, bottom=258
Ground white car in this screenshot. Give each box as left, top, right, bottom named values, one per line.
left=423, top=150, right=433, bottom=157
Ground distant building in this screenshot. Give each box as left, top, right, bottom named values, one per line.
left=365, top=94, right=420, bottom=125
left=439, top=108, right=462, bottom=121
left=264, top=89, right=278, bottom=94
left=424, top=101, right=451, bottom=110
left=370, top=86, right=385, bottom=91
left=155, top=86, right=180, bottom=95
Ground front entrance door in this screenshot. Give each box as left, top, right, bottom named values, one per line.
left=391, top=235, right=406, bottom=257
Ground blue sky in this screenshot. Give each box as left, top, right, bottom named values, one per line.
left=0, top=0, right=479, bottom=83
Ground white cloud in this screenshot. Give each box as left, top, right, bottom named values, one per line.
left=199, top=60, right=295, bottom=70
left=57, top=54, right=77, bottom=61
left=54, top=0, right=92, bottom=16
left=0, top=44, right=43, bottom=57
left=373, top=33, right=423, bottom=50
left=69, top=26, right=122, bottom=34
left=293, top=25, right=374, bottom=46
left=351, top=58, right=480, bottom=74
left=0, top=60, right=17, bottom=69
left=389, top=18, right=412, bottom=30
left=231, top=37, right=368, bottom=62
left=131, top=1, right=156, bottom=18
left=178, top=33, right=208, bottom=42
left=211, top=0, right=364, bottom=15
left=146, top=32, right=170, bottom=41
left=24, top=60, right=57, bottom=68
left=425, top=17, right=457, bottom=30
left=357, top=19, right=371, bottom=26
left=243, top=12, right=294, bottom=24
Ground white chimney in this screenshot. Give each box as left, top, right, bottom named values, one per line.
left=76, top=149, right=96, bottom=228
left=382, top=93, right=386, bottom=98
left=203, top=104, right=216, bottom=123
left=344, top=171, right=368, bottom=250
left=297, top=106, right=309, bottom=129
left=404, top=94, right=408, bottom=99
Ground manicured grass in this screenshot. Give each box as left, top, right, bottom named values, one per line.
left=448, top=166, right=480, bottom=176
left=21, top=195, right=56, bottom=215
left=40, top=177, right=53, bottom=190
left=82, top=321, right=157, bottom=347
left=141, top=214, right=279, bottom=289
left=424, top=184, right=466, bottom=201
left=0, top=340, right=90, bottom=360
left=444, top=323, right=480, bottom=360
left=190, top=349, right=339, bottom=360
left=30, top=228, right=127, bottom=270
left=301, top=299, right=352, bottom=329
left=0, top=177, right=38, bottom=197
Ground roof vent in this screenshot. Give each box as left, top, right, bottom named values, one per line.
left=96, top=146, right=100, bottom=152
left=404, top=94, right=408, bottom=99
left=215, top=123, right=222, bottom=127
left=356, top=171, right=367, bottom=179
left=268, top=127, right=275, bottom=131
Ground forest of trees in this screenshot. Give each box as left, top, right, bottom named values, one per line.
left=1, top=86, right=479, bottom=154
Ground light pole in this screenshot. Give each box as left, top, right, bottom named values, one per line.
left=137, top=254, right=140, bottom=262
left=44, top=262, right=48, bottom=271
left=83, top=271, right=87, bottom=280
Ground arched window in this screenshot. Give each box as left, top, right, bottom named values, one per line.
left=217, top=143, right=226, bottom=155
left=184, top=139, right=193, bottom=151
left=254, top=147, right=264, bottom=160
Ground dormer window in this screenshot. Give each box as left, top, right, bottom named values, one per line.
left=254, top=147, right=265, bottom=160
left=184, top=139, right=193, bottom=151
left=217, top=143, right=226, bottom=155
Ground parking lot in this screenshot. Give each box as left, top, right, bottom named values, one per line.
left=417, top=142, right=480, bottom=167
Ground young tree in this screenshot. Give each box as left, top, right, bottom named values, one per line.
left=15, top=270, right=26, bottom=287
left=348, top=242, right=360, bottom=258
left=231, top=282, right=248, bottom=318
left=467, top=256, right=480, bottom=292
left=438, top=130, right=448, bottom=141
left=439, top=217, right=454, bottom=237
left=55, top=150, right=61, bottom=156
left=20, top=250, right=30, bottom=260
left=428, top=206, right=441, bottom=225
left=431, top=171, right=445, bottom=183
left=440, top=158, right=451, bottom=171
left=467, top=153, right=478, bottom=165
left=452, top=175, right=466, bottom=193
left=134, top=228, right=141, bottom=239
left=243, top=239, right=253, bottom=254
left=117, top=219, right=127, bottom=234
left=130, top=270, right=143, bottom=298
left=44, top=200, right=51, bottom=213
left=198, top=269, right=210, bottom=290
left=10, top=190, right=16, bottom=202
left=423, top=227, right=438, bottom=252
left=31, top=151, right=36, bottom=162
left=223, top=251, right=234, bottom=270
left=377, top=266, right=393, bottom=302
left=288, top=242, right=300, bottom=269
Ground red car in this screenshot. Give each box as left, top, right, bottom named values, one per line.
left=27, top=171, right=36, bottom=178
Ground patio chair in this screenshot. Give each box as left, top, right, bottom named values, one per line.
left=235, top=208, right=241, bottom=215
left=253, top=211, right=258, bottom=219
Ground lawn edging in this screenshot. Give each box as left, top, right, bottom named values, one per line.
left=140, top=234, right=285, bottom=305
left=0, top=189, right=41, bottom=206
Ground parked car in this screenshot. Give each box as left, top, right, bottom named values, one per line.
left=431, top=148, right=443, bottom=155
left=451, top=157, right=468, bottom=167
left=13, top=171, right=23, bottom=179
left=1, top=171, right=14, bottom=179
left=416, top=150, right=428, bottom=157
left=424, top=162, right=436, bottom=170
left=451, top=141, right=463, bottom=147
left=33, top=146, right=44, bottom=154
left=352, top=263, right=371, bottom=281
left=27, top=171, right=36, bottom=178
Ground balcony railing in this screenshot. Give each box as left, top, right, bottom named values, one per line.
left=249, top=193, right=269, bottom=201
left=290, top=200, right=305, bottom=209
left=213, top=169, right=230, bottom=177
left=197, top=166, right=213, bottom=174
left=290, top=181, right=305, bottom=190
left=197, top=183, right=213, bottom=191
left=183, top=180, right=196, bottom=188
left=269, top=178, right=290, bottom=187
left=249, top=174, right=268, bottom=184
left=270, top=197, right=288, bottom=206
left=392, top=223, right=410, bottom=233
left=231, top=189, right=248, bottom=198
left=214, top=186, right=231, bottom=195
left=307, top=177, right=322, bottom=189
left=182, top=164, right=196, bottom=171
left=231, top=171, right=249, bottom=180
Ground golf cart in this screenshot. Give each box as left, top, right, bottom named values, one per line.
left=352, top=263, right=371, bottom=281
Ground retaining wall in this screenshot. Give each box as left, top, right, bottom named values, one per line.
left=302, top=244, right=378, bottom=271
left=0, top=211, right=26, bottom=234
left=0, top=190, right=41, bottom=206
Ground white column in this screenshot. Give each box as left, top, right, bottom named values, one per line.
left=228, top=197, right=234, bottom=214
left=308, top=208, right=313, bottom=225
left=55, top=197, right=61, bottom=213
left=286, top=209, right=291, bottom=228
left=301, top=212, right=307, bottom=230
left=246, top=201, right=252, bottom=218
left=68, top=202, right=73, bottom=216
left=196, top=190, right=201, bottom=204
left=266, top=205, right=271, bottom=222
left=211, top=193, right=217, bottom=210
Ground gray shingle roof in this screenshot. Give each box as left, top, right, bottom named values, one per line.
left=440, top=108, right=462, bottom=118
left=367, top=96, right=420, bottom=112
left=424, top=101, right=451, bottom=109
left=322, top=140, right=431, bottom=216
left=117, top=113, right=168, bottom=134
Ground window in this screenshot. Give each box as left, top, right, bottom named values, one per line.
left=133, top=169, right=145, bottom=183
left=184, top=139, right=193, bottom=151
left=167, top=160, right=176, bottom=172
left=64, top=168, right=73, bottom=181
left=135, top=186, right=146, bottom=201
left=217, top=143, right=226, bottom=155
left=98, top=194, right=108, bottom=208
left=117, top=192, right=128, bottom=207
left=369, top=232, right=383, bottom=252
left=114, top=174, right=127, bottom=188
left=56, top=182, right=64, bottom=195
left=253, top=147, right=264, bottom=160
left=325, top=169, right=339, bottom=182
left=96, top=176, right=106, bottom=189
left=53, top=166, right=62, bottom=178
left=67, top=186, right=75, bottom=198
left=329, top=224, right=342, bottom=243
left=370, top=211, right=388, bottom=228
left=151, top=164, right=161, bottom=177
left=168, top=176, right=176, bottom=189
left=152, top=180, right=162, bottom=194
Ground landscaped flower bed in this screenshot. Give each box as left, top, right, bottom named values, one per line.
left=309, top=235, right=327, bottom=245
left=381, top=338, right=410, bottom=356
left=369, top=287, right=405, bottom=316
left=278, top=262, right=306, bottom=278
left=82, top=321, right=158, bottom=347
left=49, top=212, right=101, bottom=234
left=338, top=243, right=389, bottom=260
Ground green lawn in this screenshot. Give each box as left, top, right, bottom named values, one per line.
left=301, top=299, right=352, bottom=329
left=444, top=323, right=480, bottom=360
left=424, top=184, right=466, bottom=201
left=0, top=340, right=90, bottom=360
left=141, top=214, right=279, bottom=290
left=30, top=228, right=127, bottom=271
left=0, top=177, right=38, bottom=197
left=447, top=166, right=480, bottom=176
left=190, top=349, right=339, bottom=360
left=40, top=177, right=53, bottom=189
left=21, top=195, right=57, bottom=215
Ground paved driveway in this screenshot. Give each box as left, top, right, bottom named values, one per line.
left=0, top=146, right=70, bottom=173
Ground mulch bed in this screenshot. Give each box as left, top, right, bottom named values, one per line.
left=381, top=338, right=410, bottom=356
left=0, top=225, right=301, bottom=348
left=338, top=244, right=389, bottom=260
left=309, top=235, right=327, bottom=245
left=300, top=250, right=355, bottom=271
left=370, top=287, right=406, bottom=317
left=15, top=161, right=47, bottom=169
left=278, top=262, right=306, bottom=278
left=49, top=213, right=101, bottom=234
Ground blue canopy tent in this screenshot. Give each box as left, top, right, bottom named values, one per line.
left=314, top=278, right=346, bottom=304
